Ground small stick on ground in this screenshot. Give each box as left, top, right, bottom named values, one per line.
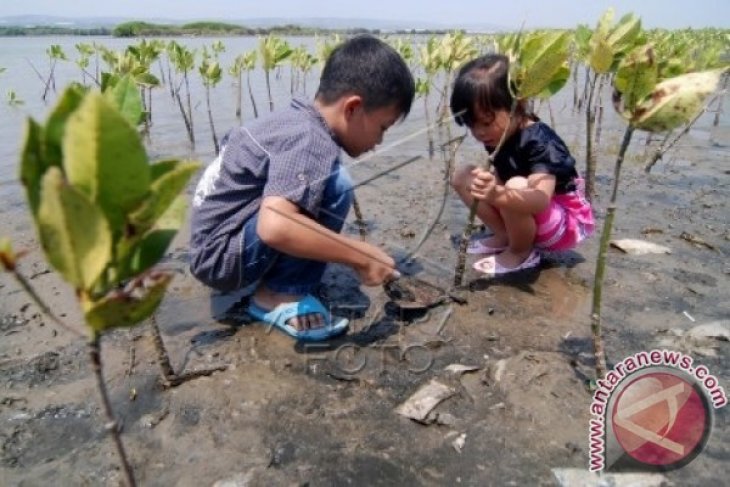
left=125, top=344, right=137, bottom=377
left=351, top=194, right=368, bottom=240
left=150, top=315, right=227, bottom=388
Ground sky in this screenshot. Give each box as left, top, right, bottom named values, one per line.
left=0, top=0, right=728, bottom=30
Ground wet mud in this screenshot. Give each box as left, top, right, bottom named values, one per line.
left=1, top=101, right=728, bottom=485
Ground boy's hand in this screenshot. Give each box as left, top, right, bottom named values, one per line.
left=353, top=242, right=399, bottom=286
left=470, top=168, right=497, bottom=202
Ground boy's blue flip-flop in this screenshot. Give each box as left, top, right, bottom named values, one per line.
left=245, top=294, right=349, bottom=342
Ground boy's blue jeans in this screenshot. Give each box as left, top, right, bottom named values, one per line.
left=239, top=165, right=353, bottom=296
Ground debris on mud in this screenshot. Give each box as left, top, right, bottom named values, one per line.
left=609, top=239, right=671, bottom=255
left=395, top=379, right=456, bottom=423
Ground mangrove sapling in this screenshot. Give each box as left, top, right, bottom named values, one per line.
left=0, top=242, right=140, bottom=484
left=418, top=37, right=443, bottom=158
left=18, top=79, right=201, bottom=485
left=259, top=35, right=292, bottom=112
left=593, top=73, right=609, bottom=146
left=590, top=43, right=726, bottom=378
left=7, top=90, right=24, bottom=107
left=229, top=55, right=246, bottom=122
left=129, top=40, right=164, bottom=124
left=44, top=45, right=67, bottom=101
left=453, top=31, right=572, bottom=286
left=416, top=78, right=436, bottom=158
left=75, top=43, right=95, bottom=86
left=199, top=52, right=223, bottom=154
left=316, top=34, right=342, bottom=69
left=582, top=9, right=642, bottom=202
left=436, top=32, right=476, bottom=125
left=572, top=25, right=592, bottom=114
left=165, top=42, right=177, bottom=100
left=244, top=50, right=259, bottom=119
left=169, top=43, right=196, bottom=146
left=288, top=47, right=302, bottom=96
left=300, top=52, right=316, bottom=95
left=289, top=45, right=317, bottom=96
left=101, top=48, right=161, bottom=135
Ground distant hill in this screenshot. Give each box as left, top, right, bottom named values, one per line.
left=0, top=15, right=506, bottom=33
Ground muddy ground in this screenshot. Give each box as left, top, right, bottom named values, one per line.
left=1, top=110, right=728, bottom=486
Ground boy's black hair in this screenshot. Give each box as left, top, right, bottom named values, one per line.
left=450, top=54, right=525, bottom=127
left=316, top=35, right=415, bottom=118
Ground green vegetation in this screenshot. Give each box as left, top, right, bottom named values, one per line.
left=113, top=21, right=250, bottom=37
left=0, top=20, right=447, bottom=38
left=11, top=75, right=199, bottom=486
left=0, top=26, right=111, bottom=36
left=112, top=21, right=385, bottom=38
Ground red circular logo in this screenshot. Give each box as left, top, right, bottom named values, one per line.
left=612, top=372, right=710, bottom=468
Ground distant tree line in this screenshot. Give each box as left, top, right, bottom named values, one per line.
left=0, top=21, right=451, bottom=37
left=112, top=21, right=392, bottom=37
left=0, top=26, right=112, bottom=36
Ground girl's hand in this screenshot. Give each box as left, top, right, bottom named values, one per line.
left=470, top=168, right=497, bottom=201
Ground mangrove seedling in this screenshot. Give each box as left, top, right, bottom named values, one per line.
left=259, top=35, right=292, bottom=112
left=18, top=78, right=200, bottom=485
left=591, top=44, right=726, bottom=379
left=229, top=51, right=260, bottom=121
left=199, top=47, right=224, bottom=153
left=169, top=42, right=197, bottom=146
left=581, top=9, right=643, bottom=201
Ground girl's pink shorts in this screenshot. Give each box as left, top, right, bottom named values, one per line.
left=534, top=179, right=595, bottom=251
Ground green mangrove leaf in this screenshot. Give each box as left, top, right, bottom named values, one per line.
left=154, top=192, right=188, bottom=230
left=199, top=59, right=223, bottom=86
left=607, top=13, right=642, bottom=54
left=537, top=62, right=571, bottom=99
left=514, top=31, right=571, bottom=99
left=103, top=75, right=143, bottom=127
left=589, top=38, right=614, bottom=74
left=131, top=196, right=188, bottom=275
left=614, top=45, right=658, bottom=114
left=37, top=167, right=112, bottom=290
left=594, top=8, right=615, bottom=40
left=128, top=160, right=199, bottom=232
left=659, top=57, right=685, bottom=79
left=100, top=72, right=120, bottom=92
left=631, top=69, right=726, bottom=132
left=126, top=229, right=177, bottom=277
left=62, top=92, right=150, bottom=235
left=19, top=119, right=49, bottom=216
left=574, top=25, right=592, bottom=59
left=83, top=271, right=172, bottom=331
left=117, top=183, right=191, bottom=280
left=45, top=85, right=86, bottom=167
left=415, top=78, right=430, bottom=97
left=135, top=72, right=160, bottom=87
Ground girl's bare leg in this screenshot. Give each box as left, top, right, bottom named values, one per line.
left=496, top=177, right=537, bottom=267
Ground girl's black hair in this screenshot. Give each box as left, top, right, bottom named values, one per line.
left=316, top=35, right=415, bottom=118
left=450, top=54, right=525, bottom=127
